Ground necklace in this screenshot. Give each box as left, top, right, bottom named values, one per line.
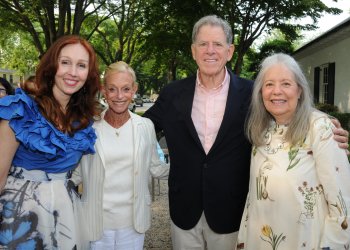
left=104, top=110, right=130, bottom=137
left=113, top=119, right=130, bottom=137
left=264, top=124, right=286, bottom=154
left=115, top=128, right=120, bottom=136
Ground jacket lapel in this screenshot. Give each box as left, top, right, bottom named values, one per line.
left=208, top=72, right=244, bottom=155
left=172, top=76, right=204, bottom=152
left=130, top=111, right=141, bottom=167
left=93, top=120, right=106, bottom=167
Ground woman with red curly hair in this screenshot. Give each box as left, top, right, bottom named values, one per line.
left=0, top=35, right=100, bottom=249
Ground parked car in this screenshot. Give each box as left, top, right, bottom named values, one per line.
left=142, top=96, right=151, bottom=103
left=134, top=94, right=143, bottom=107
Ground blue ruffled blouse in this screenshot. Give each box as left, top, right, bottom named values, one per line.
left=0, top=88, right=96, bottom=173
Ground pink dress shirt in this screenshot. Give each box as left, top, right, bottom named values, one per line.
left=191, top=69, right=230, bottom=154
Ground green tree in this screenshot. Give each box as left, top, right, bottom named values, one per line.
left=0, top=0, right=120, bottom=56
left=0, top=0, right=343, bottom=93
left=247, top=38, right=295, bottom=78
left=0, top=30, right=38, bottom=74
left=0, top=0, right=151, bottom=79
left=140, top=0, right=205, bottom=81
left=141, top=0, right=341, bottom=77
left=84, top=0, right=149, bottom=67
left=227, top=0, right=341, bottom=75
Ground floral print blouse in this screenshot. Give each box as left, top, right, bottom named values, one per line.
left=236, top=111, right=350, bottom=250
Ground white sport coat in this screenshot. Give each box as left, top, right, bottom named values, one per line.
left=72, top=111, right=169, bottom=242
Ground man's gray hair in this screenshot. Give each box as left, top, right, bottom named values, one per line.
left=192, top=15, right=233, bottom=45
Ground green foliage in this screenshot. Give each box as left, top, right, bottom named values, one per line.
left=0, top=0, right=345, bottom=93
left=315, top=104, right=350, bottom=142
left=84, top=0, right=149, bottom=68
left=328, top=112, right=350, bottom=132
left=140, top=0, right=343, bottom=77
left=315, top=103, right=339, bottom=113
left=223, top=0, right=341, bottom=75
left=139, top=0, right=198, bottom=81
left=0, top=31, right=39, bottom=75
left=246, top=38, right=295, bottom=79
left=133, top=61, right=167, bottom=96
left=316, top=106, right=350, bottom=160
left=316, top=104, right=350, bottom=153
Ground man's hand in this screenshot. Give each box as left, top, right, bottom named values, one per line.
left=331, top=118, right=349, bottom=155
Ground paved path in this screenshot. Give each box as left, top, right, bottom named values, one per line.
left=141, top=102, right=171, bottom=249
left=136, top=102, right=154, bottom=113
left=144, top=179, right=172, bottom=250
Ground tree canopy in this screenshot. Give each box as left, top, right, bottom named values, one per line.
left=0, top=0, right=343, bottom=92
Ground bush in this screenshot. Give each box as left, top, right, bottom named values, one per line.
left=315, top=103, right=339, bottom=113
left=315, top=103, right=350, bottom=130
left=315, top=104, right=350, bottom=158
left=327, top=112, right=350, bottom=161
left=328, top=112, right=350, bottom=132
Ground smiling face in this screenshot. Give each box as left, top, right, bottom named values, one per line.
left=191, top=25, right=234, bottom=81
left=262, top=64, right=302, bottom=125
left=53, top=43, right=89, bottom=107
left=103, top=71, right=137, bottom=115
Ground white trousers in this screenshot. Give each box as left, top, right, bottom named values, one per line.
left=171, top=213, right=238, bottom=250
left=90, top=227, right=145, bottom=250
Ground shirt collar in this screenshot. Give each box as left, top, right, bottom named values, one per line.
left=196, top=67, right=228, bottom=90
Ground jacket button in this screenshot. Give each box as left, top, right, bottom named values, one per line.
left=203, top=163, right=208, bottom=169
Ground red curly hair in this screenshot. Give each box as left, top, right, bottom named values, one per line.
left=35, top=35, right=101, bottom=135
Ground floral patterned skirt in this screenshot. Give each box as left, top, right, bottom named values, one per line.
left=0, top=167, right=79, bottom=250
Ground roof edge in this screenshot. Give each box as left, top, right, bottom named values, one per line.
left=293, top=16, right=350, bottom=55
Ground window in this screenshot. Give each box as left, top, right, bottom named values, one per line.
left=319, top=65, right=328, bottom=103
left=314, top=63, right=335, bottom=105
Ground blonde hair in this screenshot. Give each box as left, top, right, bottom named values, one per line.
left=245, top=53, right=314, bottom=146
left=104, top=61, right=136, bottom=85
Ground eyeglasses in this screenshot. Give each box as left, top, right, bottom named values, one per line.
left=0, top=88, right=7, bottom=96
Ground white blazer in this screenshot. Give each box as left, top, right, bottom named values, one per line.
left=72, top=111, right=169, bottom=242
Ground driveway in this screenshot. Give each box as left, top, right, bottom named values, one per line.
left=136, top=102, right=154, bottom=113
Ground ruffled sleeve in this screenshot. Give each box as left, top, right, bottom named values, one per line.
left=0, top=88, right=96, bottom=166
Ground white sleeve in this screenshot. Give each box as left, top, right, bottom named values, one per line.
left=311, top=116, right=350, bottom=248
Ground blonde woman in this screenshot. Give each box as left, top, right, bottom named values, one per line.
left=73, top=61, right=169, bottom=249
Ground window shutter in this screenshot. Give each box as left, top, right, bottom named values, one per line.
left=328, top=63, right=335, bottom=105
left=314, top=67, right=320, bottom=103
